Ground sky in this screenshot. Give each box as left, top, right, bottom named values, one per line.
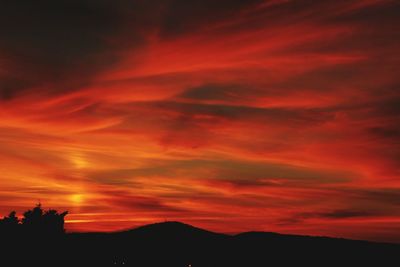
left=0, top=0, right=399, bottom=242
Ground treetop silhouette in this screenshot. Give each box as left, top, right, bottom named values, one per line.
left=0, top=204, right=68, bottom=237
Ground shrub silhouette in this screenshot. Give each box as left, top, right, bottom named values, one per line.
left=42, top=208, right=68, bottom=235
left=0, top=204, right=68, bottom=238
left=0, top=211, right=19, bottom=234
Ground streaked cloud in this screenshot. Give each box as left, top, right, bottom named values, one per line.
left=0, top=0, right=399, bottom=242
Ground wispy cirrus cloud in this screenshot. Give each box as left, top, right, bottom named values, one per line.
left=0, top=0, right=399, bottom=242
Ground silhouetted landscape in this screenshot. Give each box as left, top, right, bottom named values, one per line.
left=1, top=205, right=399, bottom=266
left=2, top=1, right=400, bottom=266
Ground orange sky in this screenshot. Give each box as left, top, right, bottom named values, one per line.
left=1, top=0, right=400, bottom=243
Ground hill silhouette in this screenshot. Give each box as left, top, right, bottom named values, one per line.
left=121, top=221, right=226, bottom=240
left=1, top=206, right=400, bottom=266
left=62, top=222, right=400, bottom=266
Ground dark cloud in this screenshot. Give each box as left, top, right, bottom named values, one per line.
left=97, top=188, right=186, bottom=213
left=0, top=77, right=38, bottom=100
left=315, top=210, right=373, bottom=219
left=0, top=0, right=266, bottom=100
left=109, top=196, right=185, bottom=213
left=178, top=84, right=248, bottom=101
left=367, top=126, right=400, bottom=140
left=87, top=158, right=352, bottom=186
left=371, top=98, right=400, bottom=118
left=327, top=0, right=400, bottom=26
left=157, top=0, right=265, bottom=37
left=353, top=188, right=400, bottom=206
left=0, top=0, right=126, bottom=98
left=94, top=99, right=338, bottom=150
left=280, top=209, right=377, bottom=225
left=1, top=0, right=398, bottom=100
left=151, top=100, right=334, bottom=148
left=153, top=101, right=335, bottom=126
left=0, top=1, right=115, bottom=63
left=177, top=83, right=266, bottom=105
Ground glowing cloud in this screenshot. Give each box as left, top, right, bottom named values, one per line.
left=0, top=0, right=399, bottom=243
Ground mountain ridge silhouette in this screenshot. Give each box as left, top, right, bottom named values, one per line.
left=72, top=220, right=399, bottom=246
left=2, top=220, right=400, bottom=266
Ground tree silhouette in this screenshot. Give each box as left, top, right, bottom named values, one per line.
left=22, top=203, right=43, bottom=227
left=22, top=203, right=68, bottom=237
left=42, top=209, right=68, bottom=235
left=0, top=211, right=20, bottom=234
left=0, top=204, right=68, bottom=238
left=1, top=211, right=19, bottom=225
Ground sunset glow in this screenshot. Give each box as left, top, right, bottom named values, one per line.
left=0, top=0, right=400, bottom=243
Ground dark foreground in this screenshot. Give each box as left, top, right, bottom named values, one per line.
left=2, top=221, right=399, bottom=266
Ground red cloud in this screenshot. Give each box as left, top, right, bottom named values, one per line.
left=0, top=0, right=399, bottom=242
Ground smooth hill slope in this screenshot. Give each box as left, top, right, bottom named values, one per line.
left=3, top=221, right=400, bottom=266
